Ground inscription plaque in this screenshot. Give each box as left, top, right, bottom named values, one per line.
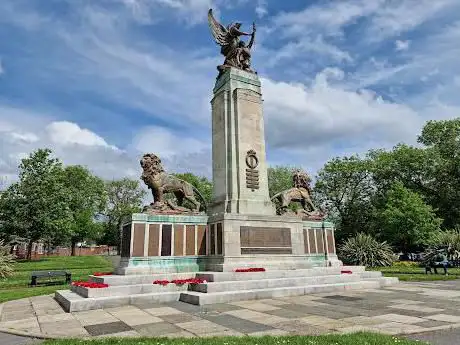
left=245, top=150, right=260, bottom=191
left=240, top=226, right=292, bottom=254
left=121, top=224, right=131, bottom=257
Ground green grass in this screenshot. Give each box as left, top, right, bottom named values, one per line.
left=0, top=255, right=113, bottom=303
left=370, top=265, right=460, bottom=281
left=43, top=333, right=427, bottom=345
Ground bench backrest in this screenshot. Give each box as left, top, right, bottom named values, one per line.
left=31, top=271, right=69, bottom=277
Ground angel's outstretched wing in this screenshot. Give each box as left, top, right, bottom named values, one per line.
left=208, top=9, right=229, bottom=46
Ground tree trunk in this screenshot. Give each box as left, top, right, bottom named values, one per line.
left=71, top=240, right=77, bottom=256
left=26, top=239, right=34, bottom=260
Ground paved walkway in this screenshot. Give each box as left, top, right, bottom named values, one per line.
left=2, top=281, right=460, bottom=339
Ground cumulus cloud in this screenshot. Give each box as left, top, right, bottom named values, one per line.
left=395, top=40, right=410, bottom=51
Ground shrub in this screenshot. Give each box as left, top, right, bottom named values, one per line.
left=0, top=240, right=14, bottom=278
left=338, top=233, right=395, bottom=267
left=392, top=261, right=420, bottom=268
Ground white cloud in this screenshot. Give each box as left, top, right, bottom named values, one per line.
left=395, top=40, right=410, bottom=51
left=8, top=132, right=39, bottom=144
left=132, top=125, right=208, bottom=158
left=255, top=0, right=267, bottom=18
left=46, top=121, right=117, bottom=149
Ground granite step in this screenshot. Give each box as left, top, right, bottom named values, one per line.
left=195, top=266, right=364, bottom=282
left=55, top=289, right=181, bottom=313
left=90, top=266, right=366, bottom=285
left=191, top=273, right=363, bottom=293
left=179, top=280, right=382, bottom=305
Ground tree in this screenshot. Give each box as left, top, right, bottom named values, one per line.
left=267, top=166, right=298, bottom=197
left=102, top=178, right=146, bottom=252
left=62, top=165, right=107, bottom=255
left=0, top=149, right=72, bottom=259
left=417, top=119, right=460, bottom=229
left=376, top=182, right=442, bottom=254
left=173, top=173, right=212, bottom=205
left=314, top=156, right=375, bottom=242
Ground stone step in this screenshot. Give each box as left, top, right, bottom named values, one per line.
left=179, top=280, right=381, bottom=305
left=55, top=289, right=181, bottom=313
left=89, top=272, right=203, bottom=286
left=71, top=282, right=188, bottom=298
left=89, top=266, right=366, bottom=285
left=196, top=266, right=364, bottom=282
left=192, top=273, right=362, bottom=293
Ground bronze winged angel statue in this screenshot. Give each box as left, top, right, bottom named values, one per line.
left=208, top=9, right=256, bottom=77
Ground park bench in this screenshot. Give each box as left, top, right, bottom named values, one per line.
left=30, top=270, right=71, bottom=287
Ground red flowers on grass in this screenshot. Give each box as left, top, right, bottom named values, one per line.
left=153, top=278, right=205, bottom=286
left=92, top=272, right=113, bottom=276
left=234, top=267, right=266, bottom=272
left=72, top=281, right=109, bottom=288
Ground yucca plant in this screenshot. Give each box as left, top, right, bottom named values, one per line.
left=0, top=240, right=14, bottom=278
left=338, top=233, right=395, bottom=267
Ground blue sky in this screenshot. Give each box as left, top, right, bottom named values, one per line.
left=0, top=0, right=459, bottom=185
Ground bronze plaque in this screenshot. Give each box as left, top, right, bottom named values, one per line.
left=240, top=226, right=291, bottom=247
left=121, top=224, right=131, bottom=257
left=303, top=229, right=309, bottom=254
left=217, top=223, right=223, bottom=255
left=185, top=225, right=196, bottom=256
left=132, top=223, right=145, bottom=257
left=241, top=247, right=292, bottom=254
left=210, top=224, right=216, bottom=255
left=308, top=229, right=317, bottom=254
left=327, top=229, right=335, bottom=254
left=148, top=224, right=160, bottom=256
left=174, top=224, right=184, bottom=256
left=197, top=225, right=207, bottom=255
left=161, top=224, right=172, bottom=256
left=316, top=229, right=325, bottom=254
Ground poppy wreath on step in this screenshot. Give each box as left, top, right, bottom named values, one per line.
left=92, top=272, right=113, bottom=276
left=153, top=278, right=206, bottom=286
left=72, top=281, right=109, bottom=288
left=234, top=268, right=266, bottom=272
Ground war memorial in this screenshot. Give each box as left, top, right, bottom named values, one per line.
left=56, top=9, right=397, bottom=312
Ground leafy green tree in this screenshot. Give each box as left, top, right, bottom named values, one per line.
left=376, top=182, right=442, bottom=254
left=173, top=173, right=212, bottom=206
left=0, top=240, right=14, bottom=278
left=62, top=165, right=107, bottom=255
left=417, top=119, right=460, bottom=229
left=314, top=156, right=375, bottom=242
left=102, top=178, right=146, bottom=252
left=267, top=166, right=299, bottom=197
left=0, top=149, right=72, bottom=259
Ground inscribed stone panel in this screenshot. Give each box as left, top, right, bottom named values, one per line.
left=148, top=224, right=160, bottom=256
left=210, top=224, right=216, bottom=255
left=161, top=224, right=172, bottom=256
left=316, top=229, right=325, bottom=254
left=308, top=229, right=317, bottom=254
left=240, top=226, right=291, bottom=247
left=185, top=225, right=195, bottom=256
left=121, top=224, right=131, bottom=257
left=217, top=223, right=223, bottom=255
left=132, top=223, right=145, bottom=257
left=174, top=224, right=184, bottom=256
left=197, top=225, right=207, bottom=255
left=326, top=229, right=335, bottom=254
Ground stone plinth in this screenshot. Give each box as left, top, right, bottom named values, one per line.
left=117, top=213, right=213, bottom=274
left=210, top=68, right=275, bottom=216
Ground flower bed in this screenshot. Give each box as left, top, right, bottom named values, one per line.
left=153, top=278, right=206, bottom=286
left=92, top=272, right=113, bottom=276
left=234, top=268, right=266, bottom=272
left=72, top=281, right=109, bottom=288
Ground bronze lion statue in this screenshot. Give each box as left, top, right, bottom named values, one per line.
left=140, top=153, right=206, bottom=213
left=271, top=169, right=324, bottom=220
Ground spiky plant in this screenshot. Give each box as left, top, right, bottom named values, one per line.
left=0, top=240, right=14, bottom=278
left=338, top=233, right=395, bottom=267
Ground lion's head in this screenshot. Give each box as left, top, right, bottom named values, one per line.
left=292, top=169, right=312, bottom=190
left=140, top=153, right=165, bottom=186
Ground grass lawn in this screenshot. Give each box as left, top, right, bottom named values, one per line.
left=43, top=333, right=427, bottom=345
left=0, top=255, right=113, bottom=303
left=370, top=265, right=460, bottom=281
